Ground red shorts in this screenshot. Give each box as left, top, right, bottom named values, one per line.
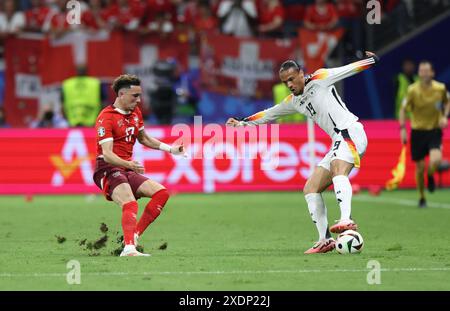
left=93, top=158, right=148, bottom=201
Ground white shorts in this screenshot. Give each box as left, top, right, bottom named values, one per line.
left=318, top=122, right=368, bottom=171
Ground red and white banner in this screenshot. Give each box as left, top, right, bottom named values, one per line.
left=1, top=121, right=449, bottom=195
left=4, top=36, right=43, bottom=127
left=200, top=33, right=297, bottom=99
left=299, top=28, right=345, bottom=72
left=4, top=31, right=190, bottom=127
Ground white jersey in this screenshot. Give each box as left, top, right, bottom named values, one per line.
left=241, top=57, right=377, bottom=138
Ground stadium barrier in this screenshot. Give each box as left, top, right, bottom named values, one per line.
left=0, top=121, right=449, bottom=195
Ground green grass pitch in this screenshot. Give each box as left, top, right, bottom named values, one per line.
left=1, top=189, right=450, bottom=290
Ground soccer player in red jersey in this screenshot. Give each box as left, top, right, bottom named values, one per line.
left=93, top=74, right=184, bottom=256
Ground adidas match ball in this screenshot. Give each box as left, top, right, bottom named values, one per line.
left=335, top=230, right=364, bottom=254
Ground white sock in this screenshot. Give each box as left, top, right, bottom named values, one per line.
left=332, top=175, right=352, bottom=221
left=123, top=244, right=136, bottom=252
left=304, top=193, right=329, bottom=240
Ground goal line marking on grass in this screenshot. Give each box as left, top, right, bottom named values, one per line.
left=353, top=194, right=450, bottom=209
left=1, top=267, right=450, bottom=278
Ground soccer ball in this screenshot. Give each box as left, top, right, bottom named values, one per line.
left=335, top=230, right=364, bottom=254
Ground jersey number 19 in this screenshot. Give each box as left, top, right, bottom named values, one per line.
left=306, top=102, right=316, bottom=117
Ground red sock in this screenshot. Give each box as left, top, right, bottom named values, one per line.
left=122, top=201, right=138, bottom=245
left=136, top=189, right=170, bottom=236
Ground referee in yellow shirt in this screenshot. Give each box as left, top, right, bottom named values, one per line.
left=399, top=61, right=450, bottom=208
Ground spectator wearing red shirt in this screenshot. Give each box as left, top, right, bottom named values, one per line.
left=25, top=0, right=51, bottom=32
left=180, top=0, right=219, bottom=25
left=81, top=0, right=107, bottom=31
left=103, top=0, right=142, bottom=31
left=138, top=0, right=178, bottom=36
left=176, top=0, right=217, bottom=54
left=304, top=0, right=338, bottom=31
left=42, top=0, right=72, bottom=37
left=140, top=11, right=174, bottom=36
left=257, top=0, right=284, bottom=38
left=144, top=0, right=177, bottom=25
left=193, top=1, right=218, bottom=33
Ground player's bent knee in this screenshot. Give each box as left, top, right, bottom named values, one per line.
left=303, top=181, right=319, bottom=195
left=116, top=196, right=136, bottom=206
left=330, top=159, right=354, bottom=178
left=330, top=166, right=350, bottom=178
left=111, top=184, right=135, bottom=206
left=156, top=188, right=170, bottom=204
left=137, top=180, right=166, bottom=198
left=415, top=162, right=425, bottom=172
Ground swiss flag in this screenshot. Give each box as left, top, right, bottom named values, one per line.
left=123, top=32, right=189, bottom=70
left=200, top=33, right=297, bottom=99
left=298, top=28, right=344, bottom=72
left=4, top=36, right=43, bottom=127
left=122, top=32, right=190, bottom=115
left=40, top=37, right=76, bottom=85
left=88, top=31, right=123, bottom=78
left=3, top=31, right=188, bottom=127
left=41, top=31, right=123, bottom=85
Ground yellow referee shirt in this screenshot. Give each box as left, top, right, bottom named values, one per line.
left=403, top=80, right=449, bottom=130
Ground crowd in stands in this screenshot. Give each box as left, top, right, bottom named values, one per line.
left=0, top=0, right=448, bottom=127
left=3, top=0, right=450, bottom=59
left=4, top=0, right=445, bottom=74
left=0, top=1, right=417, bottom=51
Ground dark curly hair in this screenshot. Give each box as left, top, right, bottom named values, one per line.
left=112, top=74, right=141, bottom=95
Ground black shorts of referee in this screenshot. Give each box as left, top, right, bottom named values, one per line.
left=410, top=128, right=443, bottom=161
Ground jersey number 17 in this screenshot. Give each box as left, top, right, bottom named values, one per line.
left=125, top=127, right=135, bottom=142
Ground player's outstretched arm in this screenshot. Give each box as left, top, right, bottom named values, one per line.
left=137, top=130, right=185, bottom=155
left=225, top=97, right=298, bottom=127
left=101, top=140, right=144, bottom=173
left=313, top=51, right=379, bottom=86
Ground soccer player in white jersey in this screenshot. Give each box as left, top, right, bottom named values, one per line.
left=226, top=51, right=378, bottom=254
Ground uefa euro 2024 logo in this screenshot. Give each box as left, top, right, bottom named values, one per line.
left=66, top=0, right=81, bottom=25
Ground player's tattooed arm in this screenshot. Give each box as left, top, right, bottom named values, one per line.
left=138, top=129, right=185, bottom=155
left=137, top=129, right=161, bottom=149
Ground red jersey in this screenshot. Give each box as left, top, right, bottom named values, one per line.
left=81, top=10, right=108, bottom=30
left=258, top=4, right=285, bottom=29
left=95, top=105, right=144, bottom=161
left=304, top=3, right=339, bottom=28
left=49, top=12, right=71, bottom=31
left=25, top=7, right=51, bottom=30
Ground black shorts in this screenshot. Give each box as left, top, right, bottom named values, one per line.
left=410, top=129, right=442, bottom=161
